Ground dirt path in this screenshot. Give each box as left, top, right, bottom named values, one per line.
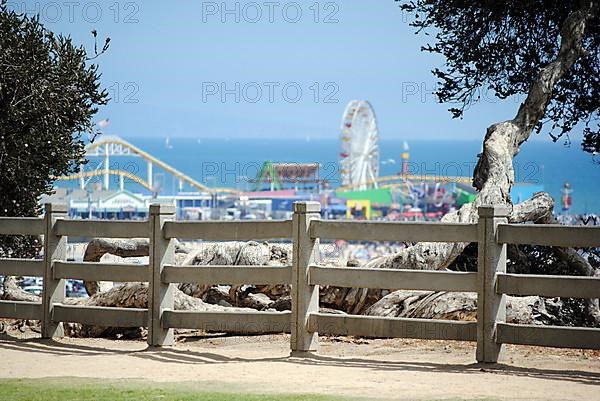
left=1, top=333, right=599, bottom=400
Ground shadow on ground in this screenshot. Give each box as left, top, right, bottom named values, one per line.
left=1, top=337, right=599, bottom=387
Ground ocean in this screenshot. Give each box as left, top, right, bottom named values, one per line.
left=73, top=136, right=600, bottom=214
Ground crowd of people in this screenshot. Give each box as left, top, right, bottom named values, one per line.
left=556, top=213, right=600, bottom=226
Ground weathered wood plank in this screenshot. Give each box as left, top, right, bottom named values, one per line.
left=496, top=323, right=600, bottom=350
left=0, top=258, right=44, bottom=277
left=162, top=310, right=291, bottom=333
left=0, top=217, right=45, bottom=235
left=291, top=202, right=320, bottom=352
left=52, top=304, right=147, bottom=327
left=162, top=265, right=292, bottom=285
left=476, top=206, right=508, bottom=363
left=53, top=261, right=149, bottom=282
left=163, top=220, right=292, bottom=240
left=54, top=219, right=148, bottom=238
left=497, top=224, right=600, bottom=248
left=0, top=300, right=42, bottom=320
left=497, top=273, right=600, bottom=299
left=42, top=205, right=67, bottom=339
left=148, top=204, right=176, bottom=346
left=308, top=313, right=477, bottom=341
left=309, top=265, right=477, bottom=292
left=309, top=220, right=478, bottom=243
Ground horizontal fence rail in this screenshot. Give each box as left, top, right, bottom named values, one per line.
left=310, top=220, right=478, bottom=243
left=163, top=265, right=292, bottom=285
left=496, top=273, right=600, bottom=299
left=0, top=258, right=44, bottom=277
left=163, top=220, right=292, bottom=240
left=497, top=224, right=600, bottom=248
left=0, top=217, right=45, bottom=236
left=496, top=323, right=600, bottom=350
left=309, top=313, right=477, bottom=341
left=162, top=310, right=291, bottom=333
left=54, top=219, right=149, bottom=238
left=52, top=304, right=148, bottom=327
left=0, top=300, right=42, bottom=320
left=53, top=261, right=149, bottom=283
left=309, top=265, right=477, bottom=292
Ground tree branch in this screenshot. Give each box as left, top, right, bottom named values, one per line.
left=514, top=1, right=596, bottom=140
left=473, top=1, right=596, bottom=197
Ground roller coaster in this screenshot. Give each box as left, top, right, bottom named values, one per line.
left=56, top=136, right=237, bottom=194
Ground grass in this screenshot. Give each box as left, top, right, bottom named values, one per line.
left=0, top=378, right=349, bottom=401
left=0, top=378, right=501, bottom=401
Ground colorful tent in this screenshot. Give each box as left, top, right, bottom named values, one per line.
left=336, top=188, right=393, bottom=205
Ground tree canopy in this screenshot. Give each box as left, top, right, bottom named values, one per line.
left=398, top=0, right=600, bottom=155
left=0, top=1, right=108, bottom=255
left=0, top=2, right=108, bottom=216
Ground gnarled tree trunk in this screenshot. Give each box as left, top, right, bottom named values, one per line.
left=364, top=290, right=556, bottom=325
left=82, top=238, right=190, bottom=296
left=361, top=3, right=599, bottom=324
left=366, top=4, right=596, bottom=280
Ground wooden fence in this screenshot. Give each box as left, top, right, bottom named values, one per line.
left=1, top=202, right=599, bottom=362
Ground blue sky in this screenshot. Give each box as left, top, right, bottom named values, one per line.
left=11, top=1, right=550, bottom=141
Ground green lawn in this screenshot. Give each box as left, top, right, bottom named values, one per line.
left=0, top=378, right=348, bottom=401
left=0, top=378, right=499, bottom=401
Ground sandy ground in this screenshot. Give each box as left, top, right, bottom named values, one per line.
left=0, top=331, right=599, bottom=400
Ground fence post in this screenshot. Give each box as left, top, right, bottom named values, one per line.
left=476, top=205, right=509, bottom=363
left=148, top=204, right=176, bottom=346
left=291, top=201, right=321, bottom=355
left=41, top=203, right=68, bottom=339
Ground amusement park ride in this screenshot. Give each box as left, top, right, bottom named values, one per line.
left=336, top=100, right=470, bottom=191
left=252, top=161, right=321, bottom=192
left=56, top=136, right=235, bottom=194
left=339, top=100, right=380, bottom=190
left=335, top=100, right=477, bottom=216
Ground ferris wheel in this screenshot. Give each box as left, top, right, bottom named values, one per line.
left=339, top=100, right=380, bottom=190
